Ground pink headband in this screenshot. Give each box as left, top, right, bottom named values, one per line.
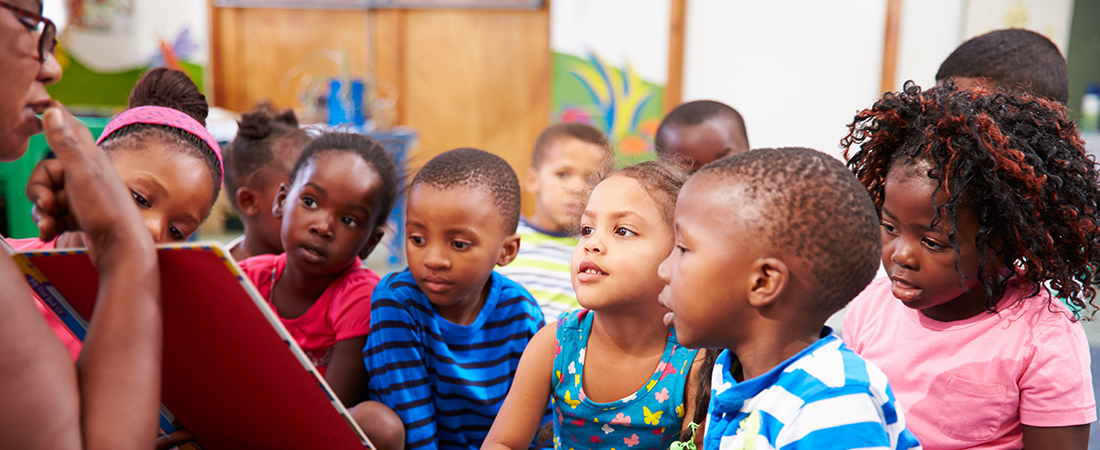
left=96, top=105, right=223, bottom=183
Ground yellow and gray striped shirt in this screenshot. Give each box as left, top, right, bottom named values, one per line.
left=497, top=218, right=579, bottom=322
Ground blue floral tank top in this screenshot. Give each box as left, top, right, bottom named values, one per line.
left=551, top=309, right=698, bottom=450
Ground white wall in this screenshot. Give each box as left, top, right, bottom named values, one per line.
left=683, top=0, right=888, bottom=161
left=551, top=0, right=671, bottom=85
left=893, top=0, right=966, bottom=91
left=46, top=0, right=208, bottom=72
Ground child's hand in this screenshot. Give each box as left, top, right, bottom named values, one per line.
left=25, top=103, right=153, bottom=263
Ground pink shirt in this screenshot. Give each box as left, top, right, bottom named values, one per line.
left=7, top=236, right=82, bottom=360
left=844, top=277, right=1096, bottom=450
left=238, top=253, right=379, bottom=376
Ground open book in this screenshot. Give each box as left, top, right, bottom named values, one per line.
left=3, top=240, right=374, bottom=450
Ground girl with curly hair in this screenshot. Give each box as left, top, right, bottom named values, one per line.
left=841, top=81, right=1100, bottom=450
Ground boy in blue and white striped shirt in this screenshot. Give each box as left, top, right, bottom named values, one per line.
left=657, top=148, right=922, bottom=450
left=363, top=148, right=547, bottom=450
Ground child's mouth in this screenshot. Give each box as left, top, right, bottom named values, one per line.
left=420, top=276, right=452, bottom=293
left=299, top=245, right=326, bottom=263
left=576, top=261, right=608, bottom=282
left=662, top=311, right=674, bottom=327
left=890, top=276, right=921, bottom=302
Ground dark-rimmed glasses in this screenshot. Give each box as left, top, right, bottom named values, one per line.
left=0, top=1, right=56, bottom=62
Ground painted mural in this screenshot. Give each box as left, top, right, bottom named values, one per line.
left=550, top=0, right=670, bottom=165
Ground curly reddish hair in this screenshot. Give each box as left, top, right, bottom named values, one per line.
left=842, top=80, right=1100, bottom=315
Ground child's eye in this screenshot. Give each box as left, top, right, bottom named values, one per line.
left=452, top=241, right=470, bottom=250
left=615, top=227, right=636, bottom=237
left=169, top=225, right=186, bottom=242
left=342, top=216, right=359, bottom=227
left=409, top=236, right=425, bottom=245
left=677, top=245, right=688, bottom=254
left=558, top=171, right=570, bottom=180
left=880, top=221, right=898, bottom=235
left=301, top=196, right=316, bottom=208
left=922, top=238, right=947, bottom=251
left=130, top=189, right=151, bottom=207
left=579, top=226, right=594, bottom=236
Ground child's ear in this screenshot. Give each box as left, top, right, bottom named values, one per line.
left=272, top=184, right=290, bottom=219
left=235, top=187, right=261, bottom=217
left=357, top=226, right=386, bottom=261
left=495, top=233, right=522, bottom=267
left=746, top=257, right=788, bottom=308
left=524, top=167, right=541, bottom=195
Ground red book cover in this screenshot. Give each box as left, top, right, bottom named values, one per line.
left=9, top=242, right=374, bottom=450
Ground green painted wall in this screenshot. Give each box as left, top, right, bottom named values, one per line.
left=1066, top=0, right=1100, bottom=121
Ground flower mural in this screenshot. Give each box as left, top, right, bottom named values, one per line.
left=552, top=50, right=664, bottom=166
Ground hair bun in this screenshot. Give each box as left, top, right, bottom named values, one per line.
left=274, top=108, right=299, bottom=127
left=235, top=103, right=300, bottom=140
left=128, top=67, right=209, bottom=126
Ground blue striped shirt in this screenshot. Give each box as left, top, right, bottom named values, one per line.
left=706, top=330, right=922, bottom=450
left=364, top=270, right=546, bottom=450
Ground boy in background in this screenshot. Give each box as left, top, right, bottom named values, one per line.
left=657, top=148, right=921, bottom=449
left=655, top=100, right=750, bottom=172
left=497, top=123, right=611, bottom=321
left=363, top=148, right=547, bottom=450
left=936, top=28, right=1068, bottom=104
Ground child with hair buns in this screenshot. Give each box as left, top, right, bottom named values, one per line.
left=223, top=103, right=312, bottom=262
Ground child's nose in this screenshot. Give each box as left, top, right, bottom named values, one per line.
left=143, top=216, right=166, bottom=243
left=424, top=245, right=451, bottom=270
left=583, top=235, right=603, bottom=254
left=657, top=251, right=673, bottom=284
left=310, top=218, right=334, bottom=240
left=889, top=239, right=918, bottom=270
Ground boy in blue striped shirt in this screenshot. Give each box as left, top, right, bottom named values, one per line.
left=657, top=148, right=922, bottom=450
left=363, top=148, right=547, bottom=450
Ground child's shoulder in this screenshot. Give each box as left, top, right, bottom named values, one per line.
left=336, top=263, right=382, bottom=289
left=324, top=264, right=383, bottom=307
left=236, top=252, right=283, bottom=282
left=375, top=269, right=420, bottom=294
left=491, top=271, right=545, bottom=322
left=784, top=335, right=891, bottom=401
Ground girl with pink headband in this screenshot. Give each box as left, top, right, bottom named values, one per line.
left=9, top=67, right=223, bottom=360
left=14, top=66, right=222, bottom=250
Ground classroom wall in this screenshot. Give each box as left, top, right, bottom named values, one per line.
left=209, top=3, right=549, bottom=217
left=681, top=0, right=888, bottom=160
left=680, top=0, right=1079, bottom=161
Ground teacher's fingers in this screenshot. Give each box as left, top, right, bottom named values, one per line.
left=39, top=105, right=97, bottom=168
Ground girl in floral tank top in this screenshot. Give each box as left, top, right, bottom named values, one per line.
left=483, top=162, right=706, bottom=450
left=552, top=309, right=696, bottom=448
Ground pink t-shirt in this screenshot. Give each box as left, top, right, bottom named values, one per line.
left=7, top=236, right=82, bottom=360
left=844, top=277, right=1096, bottom=450
left=238, top=253, right=379, bottom=376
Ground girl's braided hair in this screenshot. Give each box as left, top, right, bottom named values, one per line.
left=842, top=80, right=1100, bottom=315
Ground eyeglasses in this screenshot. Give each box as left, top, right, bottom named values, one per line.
left=1, top=1, right=56, bottom=62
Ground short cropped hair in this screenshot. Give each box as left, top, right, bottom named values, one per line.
left=936, top=28, right=1068, bottom=104
left=411, top=148, right=522, bottom=234
left=531, top=123, right=611, bottom=169
left=698, top=147, right=881, bottom=313
left=290, top=133, right=399, bottom=231
left=655, top=100, right=748, bottom=154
